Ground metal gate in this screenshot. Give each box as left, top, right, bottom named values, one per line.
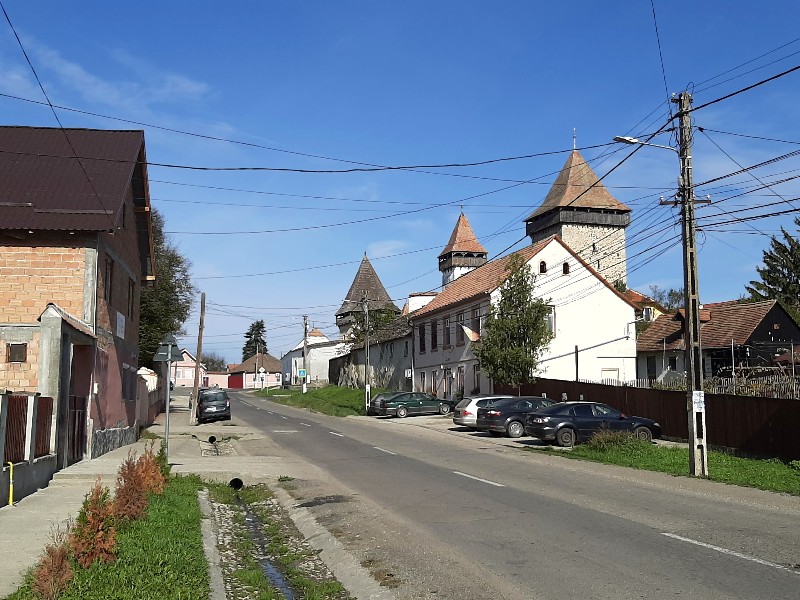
left=67, top=395, right=86, bottom=464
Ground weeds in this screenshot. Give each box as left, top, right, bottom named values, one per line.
left=30, top=521, right=74, bottom=600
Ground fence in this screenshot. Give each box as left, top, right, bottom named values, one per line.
left=495, top=377, right=800, bottom=461
left=619, top=374, right=799, bottom=399
left=35, top=396, right=54, bottom=458
left=3, top=395, right=28, bottom=463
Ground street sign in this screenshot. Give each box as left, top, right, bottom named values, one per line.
left=259, top=367, right=266, bottom=373
left=298, top=369, right=307, bottom=378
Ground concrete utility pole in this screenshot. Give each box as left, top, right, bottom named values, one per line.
left=673, top=91, right=709, bottom=477
left=302, top=315, right=308, bottom=394
left=191, top=292, right=206, bottom=426
left=363, top=293, right=371, bottom=411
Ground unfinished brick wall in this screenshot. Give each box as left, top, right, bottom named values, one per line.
left=0, top=331, right=41, bottom=392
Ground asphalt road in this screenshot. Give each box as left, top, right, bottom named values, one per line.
left=231, top=390, right=800, bottom=600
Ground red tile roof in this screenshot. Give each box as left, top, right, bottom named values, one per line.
left=438, top=213, right=487, bottom=257
left=526, top=150, right=631, bottom=220
left=0, top=126, right=145, bottom=232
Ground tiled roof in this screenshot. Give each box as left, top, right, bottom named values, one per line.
left=230, top=352, right=282, bottom=374
left=637, top=300, right=778, bottom=351
left=526, top=150, right=631, bottom=220
left=623, top=288, right=667, bottom=312
left=438, top=213, right=487, bottom=257
left=0, top=126, right=145, bottom=232
left=336, top=253, right=399, bottom=317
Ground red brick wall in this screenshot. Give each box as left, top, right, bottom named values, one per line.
left=0, top=332, right=41, bottom=392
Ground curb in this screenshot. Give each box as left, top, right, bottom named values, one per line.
left=198, top=489, right=227, bottom=600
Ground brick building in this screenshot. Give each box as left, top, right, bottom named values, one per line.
left=0, top=126, right=155, bottom=465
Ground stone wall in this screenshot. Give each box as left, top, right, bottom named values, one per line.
left=90, top=422, right=139, bottom=459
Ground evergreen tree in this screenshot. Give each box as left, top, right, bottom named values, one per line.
left=473, top=254, right=554, bottom=390
left=746, top=217, right=800, bottom=321
left=139, top=209, right=196, bottom=368
left=242, top=320, right=267, bottom=361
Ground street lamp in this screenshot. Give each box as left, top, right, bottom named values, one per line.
left=613, top=94, right=710, bottom=478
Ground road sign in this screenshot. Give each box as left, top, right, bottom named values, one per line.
left=259, top=367, right=266, bottom=373
left=298, top=369, right=307, bottom=378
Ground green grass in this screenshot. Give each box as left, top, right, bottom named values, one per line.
left=525, top=432, right=800, bottom=496
left=7, top=475, right=209, bottom=600
left=254, top=385, right=383, bottom=417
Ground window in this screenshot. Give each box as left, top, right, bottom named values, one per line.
left=127, top=278, right=135, bottom=318
left=562, top=262, right=570, bottom=275
left=646, top=356, right=657, bottom=379
left=379, top=345, right=384, bottom=360
left=545, top=306, right=555, bottom=335
left=669, top=356, right=677, bottom=371
left=431, top=319, right=438, bottom=351
left=7, top=343, right=27, bottom=363
left=471, top=308, right=480, bottom=335
left=420, top=371, right=426, bottom=392
left=389, top=343, right=394, bottom=358
left=104, top=257, right=114, bottom=302
left=592, top=404, right=620, bottom=418
left=572, top=404, right=594, bottom=417
left=473, top=363, right=480, bottom=392
left=539, top=261, right=547, bottom=274
left=456, top=313, right=465, bottom=344
left=444, top=368, right=452, bottom=397
left=404, top=341, right=408, bottom=357
left=443, top=316, right=451, bottom=347
left=431, top=370, right=437, bottom=395
left=418, top=323, right=426, bottom=353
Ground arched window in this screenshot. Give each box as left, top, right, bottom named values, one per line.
left=562, top=262, right=570, bottom=275
left=539, top=261, right=547, bottom=274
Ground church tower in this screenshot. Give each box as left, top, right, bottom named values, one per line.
left=336, top=253, right=400, bottom=339
left=524, top=150, right=631, bottom=285
left=439, top=213, right=487, bottom=288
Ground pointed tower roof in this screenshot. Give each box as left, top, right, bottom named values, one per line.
left=438, top=213, right=487, bottom=258
left=335, top=253, right=399, bottom=317
left=526, top=150, right=630, bottom=220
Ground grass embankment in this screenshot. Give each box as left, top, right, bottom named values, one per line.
left=255, top=385, right=380, bottom=417
left=526, top=431, right=800, bottom=496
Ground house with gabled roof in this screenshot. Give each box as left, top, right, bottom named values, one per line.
left=281, top=328, right=347, bottom=386
left=335, top=253, right=400, bottom=340
left=228, top=352, right=282, bottom=389
left=0, top=126, right=155, bottom=466
left=636, top=299, right=800, bottom=380
left=409, top=211, right=637, bottom=399
left=171, top=348, right=207, bottom=388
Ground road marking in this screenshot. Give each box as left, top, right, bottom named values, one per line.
left=661, top=533, right=799, bottom=574
left=374, top=446, right=397, bottom=455
left=453, top=471, right=505, bottom=487
left=272, top=430, right=298, bottom=434
left=329, top=432, right=344, bottom=437
left=281, top=415, right=288, bottom=419
left=300, top=423, right=312, bottom=427
left=240, top=401, right=253, bottom=407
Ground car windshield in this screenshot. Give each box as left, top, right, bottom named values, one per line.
left=455, top=398, right=472, bottom=409
left=200, top=391, right=227, bottom=403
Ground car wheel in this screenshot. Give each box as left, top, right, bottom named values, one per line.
left=396, top=406, right=408, bottom=418
left=634, top=426, right=653, bottom=442
left=438, top=403, right=451, bottom=415
left=489, top=431, right=503, bottom=437
left=556, top=427, right=576, bottom=447
left=507, top=421, right=524, bottom=438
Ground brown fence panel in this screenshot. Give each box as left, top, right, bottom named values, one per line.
left=3, top=395, right=28, bottom=463
left=496, top=377, right=800, bottom=460
left=68, top=395, right=87, bottom=465
left=34, top=396, right=54, bottom=458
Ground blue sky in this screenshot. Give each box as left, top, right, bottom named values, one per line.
left=2, top=1, right=799, bottom=362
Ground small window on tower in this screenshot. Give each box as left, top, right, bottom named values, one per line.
left=539, top=261, right=547, bottom=274
left=562, top=262, right=570, bottom=275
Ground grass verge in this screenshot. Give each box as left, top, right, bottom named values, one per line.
left=524, top=432, right=800, bottom=496
left=254, top=385, right=383, bottom=417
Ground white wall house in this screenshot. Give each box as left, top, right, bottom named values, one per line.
left=410, top=236, right=638, bottom=400
left=280, top=329, right=348, bottom=386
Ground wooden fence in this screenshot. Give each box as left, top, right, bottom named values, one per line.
left=3, top=395, right=28, bottom=463
left=496, top=377, right=800, bottom=461
left=620, top=375, right=799, bottom=399
left=35, top=396, right=54, bottom=458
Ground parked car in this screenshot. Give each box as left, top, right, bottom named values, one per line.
left=525, top=401, right=662, bottom=447
left=197, top=388, right=231, bottom=424
left=369, top=391, right=452, bottom=418
left=367, top=391, right=405, bottom=416
left=452, top=395, right=513, bottom=429
left=476, top=396, right=556, bottom=438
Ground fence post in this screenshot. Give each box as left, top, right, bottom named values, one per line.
left=24, top=394, right=39, bottom=461
left=0, top=393, right=7, bottom=465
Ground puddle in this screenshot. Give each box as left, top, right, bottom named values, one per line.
left=236, top=495, right=295, bottom=599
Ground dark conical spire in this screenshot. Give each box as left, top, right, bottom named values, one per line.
left=335, top=254, right=398, bottom=318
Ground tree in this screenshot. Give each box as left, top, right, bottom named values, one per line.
left=648, top=285, right=684, bottom=310
left=348, top=308, right=398, bottom=346
left=746, top=217, right=800, bottom=322
left=202, top=351, right=227, bottom=372
left=139, top=209, right=196, bottom=369
left=242, top=320, right=267, bottom=361
left=473, top=254, right=554, bottom=390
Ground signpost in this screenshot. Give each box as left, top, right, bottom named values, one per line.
left=152, top=333, right=180, bottom=464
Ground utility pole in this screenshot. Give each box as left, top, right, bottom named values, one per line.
left=673, top=91, right=709, bottom=477
left=191, top=292, right=206, bottom=426
left=302, top=315, right=308, bottom=394
left=363, top=293, right=371, bottom=412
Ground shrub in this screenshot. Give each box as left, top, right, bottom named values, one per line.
left=114, top=450, right=148, bottom=522
left=137, top=441, right=166, bottom=495
left=69, top=480, right=117, bottom=568
left=155, top=439, right=170, bottom=479
left=31, top=522, right=74, bottom=600
left=585, top=429, right=647, bottom=452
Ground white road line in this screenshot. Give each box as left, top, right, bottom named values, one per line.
left=300, top=423, right=312, bottom=427
left=661, top=533, right=799, bottom=575
left=272, top=430, right=298, bottom=434
left=330, top=432, right=344, bottom=437
left=240, top=401, right=253, bottom=407
left=373, top=446, right=397, bottom=455
left=453, top=471, right=505, bottom=487
left=281, top=415, right=288, bottom=419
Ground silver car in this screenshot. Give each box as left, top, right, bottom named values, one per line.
left=452, top=395, right=513, bottom=429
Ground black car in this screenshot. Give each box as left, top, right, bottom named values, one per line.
left=475, top=396, right=556, bottom=438
left=197, top=388, right=231, bottom=424
left=525, top=401, right=662, bottom=447
left=368, top=391, right=451, bottom=418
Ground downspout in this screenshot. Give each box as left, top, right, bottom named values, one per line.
left=87, top=232, right=101, bottom=460
left=409, top=318, right=416, bottom=392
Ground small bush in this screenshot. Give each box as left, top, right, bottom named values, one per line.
left=69, top=480, right=117, bottom=568
left=137, top=441, right=166, bottom=495
left=585, top=429, right=647, bottom=452
left=31, top=522, right=74, bottom=600
left=114, top=450, right=148, bottom=522
left=789, top=460, right=800, bottom=471
left=155, top=440, right=170, bottom=479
